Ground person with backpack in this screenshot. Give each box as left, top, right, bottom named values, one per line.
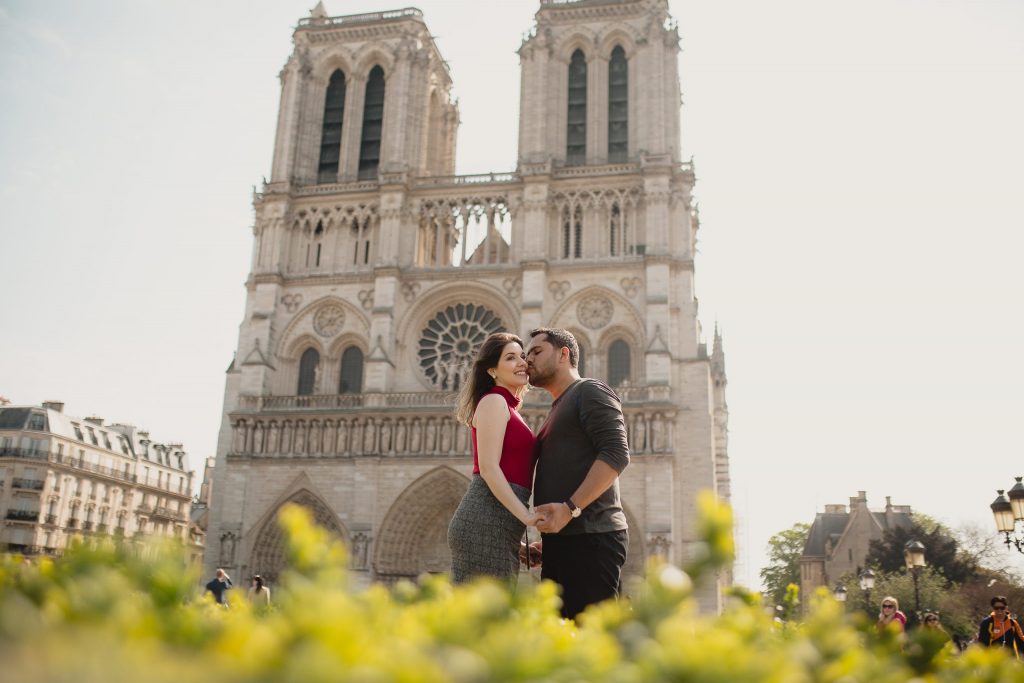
left=977, top=595, right=1024, bottom=658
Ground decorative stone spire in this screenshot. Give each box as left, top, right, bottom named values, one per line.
left=711, top=322, right=726, bottom=377
left=309, top=1, right=328, bottom=20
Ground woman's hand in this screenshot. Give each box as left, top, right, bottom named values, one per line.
left=524, top=510, right=546, bottom=527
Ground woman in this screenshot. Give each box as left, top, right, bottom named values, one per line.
left=877, top=596, right=907, bottom=633
left=247, top=575, right=270, bottom=607
left=448, top=332, right=539, bottom=584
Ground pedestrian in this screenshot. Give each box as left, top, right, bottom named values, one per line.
left=877, top=596, right=907, bottom=633
left=205, top=567, right=232, bottom=606
left=247, top=574, right=271, bottom=607
left=448, top=332, right=541, bottom=584
left=977, top=595, right=1024, bottom=658
left=526, top=327, right=629, bottom=620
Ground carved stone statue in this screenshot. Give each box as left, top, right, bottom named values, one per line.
left=219, top=531, right=237, bottom=565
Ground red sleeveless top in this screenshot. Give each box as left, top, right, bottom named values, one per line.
left=471, top=386, right=537, bottom=489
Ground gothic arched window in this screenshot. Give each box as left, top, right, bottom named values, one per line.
left=608, top=46, right=628, bottom=162
left=577, top=343, right=587, bottom=376
left=318, top=70, right=347, bottom=183
left=297, top=348, right=320, bottom=396
left=566, top=49, right=587, bottom=165
left=561, top=205, right=583, bottom=259
left=358, top=65, right=385, bottom=180
left=610, top=203, right=621, bottom=256
left=338, top=346, right=364, bottom=394
left=608, top=339, right=631, bottom=387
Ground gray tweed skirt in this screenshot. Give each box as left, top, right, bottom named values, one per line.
left=448, top=475, right=530, bottom=584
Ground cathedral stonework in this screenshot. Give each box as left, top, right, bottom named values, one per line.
left=206, top=0, right=731, bottom=611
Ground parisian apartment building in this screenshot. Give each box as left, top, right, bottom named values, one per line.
left=0, top=399, right=202, bottom=560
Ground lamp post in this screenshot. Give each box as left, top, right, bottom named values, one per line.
left=990, top=477, right=1024, bottom=554
left=904, top=540, right=926, bottom=624
left=859, top=568, right=876, bottom=614
left=834, top=584, right=848, bottom=605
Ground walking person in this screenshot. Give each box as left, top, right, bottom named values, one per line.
left=448, top=332, right=541, bottom=584
left=248, top=575, right=271, bottom=607
left=977, top=596, right=1024, bottom=658
left=526, top=327, right=630, bottom=620
left=876, top=596, right=907, bottom=633
left=205, top=568, right=232, bottom=606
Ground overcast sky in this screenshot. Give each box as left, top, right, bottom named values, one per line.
left=2, top=0, right=1023, bottom=585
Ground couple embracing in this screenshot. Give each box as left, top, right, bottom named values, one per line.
left=447, top=327, right=629, bottom=620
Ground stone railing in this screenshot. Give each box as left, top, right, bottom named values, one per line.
left=227, top=403, right=675, bottom=459
left=413, top=172, right=518, bottom=188
left=236, top=392, right=458, bottom=412
left=11, top=478, right=44, bottom=491
left=298, top=7, right=422, bottom=28
left=552, top=162, right=640, bottom=178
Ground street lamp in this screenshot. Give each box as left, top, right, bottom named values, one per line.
left=859, top=568, right=876, bottom=613
left=904, top=539, right=926, bottom=623
left=834, top=584, right=848, bottom=603
left=990, top=477, right=1024, bottom=554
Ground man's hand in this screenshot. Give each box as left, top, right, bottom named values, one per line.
left=534, top=502, right=572, bottom=533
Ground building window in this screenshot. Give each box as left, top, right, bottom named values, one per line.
left=608, top=45, right=628, bottom=162
left=102, top=432, right=111, bottom=450
left=318, top=70, right=346, bottom=183
left=358, top=65, right=385, bottom=180
left=73, top=424, right=83, bottom=441
left=86, top=427, right=98, bottom=446
left=27, top=412, right=46, bottom=431
left=608, top=339, right=631, bottom=387
left=609, top=203, right=627, bottom=257
left=338, top=346, right=364, bottom=394
left=566, top=49, right=587, bottom=165
left=351, top=218, right=372, bottom=266
left=562, top=205, right=583, bottom=259
left=297, top=347, right=320, bottom=396
left=577, top=344, right=587, bottom=376
left=314, top=223, right=323, bottom=267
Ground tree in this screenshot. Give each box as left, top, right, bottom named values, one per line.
left=866, top=516, right=977, bottom=586
left=761, top=522, right=811, bottom=607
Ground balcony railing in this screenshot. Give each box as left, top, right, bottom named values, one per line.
left=97, top=523, right=109, bottom=533
left=82, top=521, right=94, bottom=532
left=11, top=478, right=44, bottom=491
left=113, top=527, right=125, bottom=537
left=50, top=452, right=137, bottom=483
left=66, top=518, right=79, bottom=529
left=0, top=446, right=49, bottom=461
left=5, top=509, right=39, bottom=522
left=43, top=514, right=57, bottom=525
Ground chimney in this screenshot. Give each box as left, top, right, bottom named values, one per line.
left=84, top=416, right=104, bottom=426
left=885, top=496, right=893, bottom=512
left=849, top=491, right=868, bottom=509
left=42, top=401, right=64, bottom=413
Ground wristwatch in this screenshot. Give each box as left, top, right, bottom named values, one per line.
left=564, top=498, right=582, bottom=518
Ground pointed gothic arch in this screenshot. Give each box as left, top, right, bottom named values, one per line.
left=373, top=467, right=470, bottom=581
left=249, top=488, right=349, bottom=584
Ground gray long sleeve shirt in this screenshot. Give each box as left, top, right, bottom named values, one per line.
left=533, top=378, right=629, bottom=535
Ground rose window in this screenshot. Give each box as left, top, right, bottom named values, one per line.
left=418, top=303, right=503, bottom=390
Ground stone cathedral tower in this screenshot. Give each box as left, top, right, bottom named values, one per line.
left=207, top=0, right=731, bottom=610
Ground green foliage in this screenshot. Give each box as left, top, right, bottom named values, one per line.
left=2, top=498, right=1024, bottom=682
left=760, top=521, right=810, bottom=606
left=868, top=516, right=978, bottom=585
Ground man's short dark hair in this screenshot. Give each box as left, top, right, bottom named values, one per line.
left=529, top=327, right=579, bottom=368
left=992, top=596, right=1009, bottom=607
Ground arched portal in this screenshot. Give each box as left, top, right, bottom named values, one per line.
left=373, top=467, right=469, bottom=582
left=250, top=489, right=348, bottom=583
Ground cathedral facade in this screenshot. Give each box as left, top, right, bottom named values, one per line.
left=206, top=0, right=731, bottom=609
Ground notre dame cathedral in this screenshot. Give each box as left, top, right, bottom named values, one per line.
left=206, top=0, right=731, bottom=610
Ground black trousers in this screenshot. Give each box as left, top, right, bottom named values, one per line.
left=540, top=529, right=628, bottom=620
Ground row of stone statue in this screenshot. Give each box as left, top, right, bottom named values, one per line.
left=230, top=409, right=674, bottom=457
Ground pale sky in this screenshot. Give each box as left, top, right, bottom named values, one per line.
left=2, top=0, right=1023, bottom=586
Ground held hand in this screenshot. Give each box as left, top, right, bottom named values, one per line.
left=524, top=510, right=548, bottom=527
left=534, top=502, right=572, bottom=534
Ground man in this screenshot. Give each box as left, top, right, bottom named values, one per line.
left=977, top=595, right=1024, bottom=657
left=526, top=327, right=629, bottom=619
left=205, top=567, right=233, bottom=606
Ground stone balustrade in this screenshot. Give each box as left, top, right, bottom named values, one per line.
left=227, top=402, right=675, bottom=459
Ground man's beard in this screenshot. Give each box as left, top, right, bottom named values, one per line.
left=528, top=365, right=555, bottom=388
